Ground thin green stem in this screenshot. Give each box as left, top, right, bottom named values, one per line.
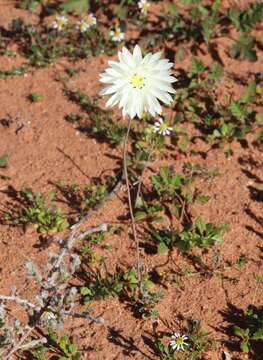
left=123, top=117, right=141, bottom=283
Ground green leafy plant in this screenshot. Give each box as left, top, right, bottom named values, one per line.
left=161, top=0, right=222, bottom=48
left=81, top=266, right=162, bottom=318
left=234, top=306, right=263, bottom=354
left=149, top=217, right=227, bottom=255
left=150, top=166, right=209, bottom=221
left=29, top=329, right=81, bottom=359
left=0, top=154, right=10, bottom=168
left=60, top=0, right=89, bottom=14
left=19, top=187, right=69, bottom=233
left=28, top=92, right=43, bottom=102
left=154, top=318, right=213, bottom=360
left=229, top=35, right=257, bottom=62
left=64, top=88, right=126, bottom=145
left=228, top=3, right=263, bottom=33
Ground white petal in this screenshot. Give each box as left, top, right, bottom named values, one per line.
left=106, top=92, right=121, bottom=107
left=121, top=47, right=136, bottom=68
left=141, top=53, right=153, bottom=65
left=105, top=68, right=123, bottom=78
left=133, top=45, right=142, bottom=65
left=108, top=60, right=130, bottom=73
left=148, top=79, right=175, bottom=93
left=99, top=75, right=114, bottom=83
left=100, top=84, right=122, bottom=95
left=148, top=51, right=162, bottom=64
left=150, top=88, right=173, bottom=104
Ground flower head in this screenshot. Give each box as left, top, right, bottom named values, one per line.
left=52, top=15, right=69, bottom=31
left=154, top=117, right=173, bottom=135
left=110, top=27, right=125, bottom=43
left=138, top=0, right=151, bottom=15
left=78, top=14, right=97, bottom=32
left=40, top=309, right=58, bottom=326
left=100, top=45, right=176, bottom=118
left=170, top=333, right=188, bottom=351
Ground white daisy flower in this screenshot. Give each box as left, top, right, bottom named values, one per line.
left=153, top=117, right=173, bottom=136
left=138, top=0, right=151, bottom=15
left=170, top=333, right=189, bottom=351
left=52, top=15, right=69, bottom=31
left=110, top=27, right=125, bottom=43
left=78, top=14, right=97, bottom=33
left=40, top=309, right=57, bottom=326
left=99, top=45, right=176, bottom=119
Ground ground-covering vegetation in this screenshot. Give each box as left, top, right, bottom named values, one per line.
left=0, top=0, right=262, bottom=359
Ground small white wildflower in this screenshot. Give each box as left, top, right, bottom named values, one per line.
left=110, top=27, right=125, bottom=43
left=170, top=333, right=189, bottom=351
left=40, top=309, right=57, bottom=326
left=100, top=45, right=176, bottom=119
left=138, top=0, right=151, bottom=15
left=52, top=15, right=69, bottom=31
left=153, top=117, right=173, bottom=136
left=77, top=14, right=97, bottom=32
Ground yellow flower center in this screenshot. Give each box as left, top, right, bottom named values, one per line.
left=160, top=122, right=168, bottom=131
left=142, top=3, right=150, bottom=11
left=115, top=30, right=122, bottom=38
left=86, top=16, right=94, bottom=25
left=131, top=73, right=145, bottom=89
left=80, top=23, right=87, bottom=31
left=58, top=18, right=67, bottom=27
left=175, top=337, right=185, bottom=346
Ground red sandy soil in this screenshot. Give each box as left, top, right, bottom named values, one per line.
left=0, top=2, right=262, bottom=360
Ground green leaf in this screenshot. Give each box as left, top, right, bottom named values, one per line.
left=191, top=58, right=205, bottom=75
left=168, top=2, right=178, bottom=15
left=19, top=0, right=40, bottom=11
left=60, top=0, right=89, bottom=14
left=0, top=154, right=9, bottom=168
left=113, top=5, right=128, bottom=20
left=135, top=211, right=147, bottom=221
left=68, top=343, right=78, bottom=354
left=157, top=242, right=169, bottom=255
left=210, top=63, right=224, bottom=81
left=59, top=335, right=69, bottom=352
left=234, top=326, right=247, bottom=338
left=229, top=101, right=247, bottom=121
left=240, top=341, right=250, bottom=353
left=212, top=0, right=221, bottom=13
left=196, top=194, right=210, bottom=205
left=80, top=287, right=92, bottom=296
left=240, top=82, right=257, bottom=103
left=252, top=328, right=263, bottom=340
left=196, top=217, right=206, bottom=235
left=256, top=113, right=263, bottom=125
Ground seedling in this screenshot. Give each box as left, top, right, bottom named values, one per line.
left=28, top=329, right=81, bottom=359
left=154, top=318, right=213, bottom=359
left=81, top=266, right=162, bottom=318
left=28, top=92, right=43, bottom=102
left=149, top=217, right=227, bottom=255
left=19, top=187, right=68, bottom=233
left=234, top=306, right=263, bottom=354
left=0, top=154, right=10, bottom=168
